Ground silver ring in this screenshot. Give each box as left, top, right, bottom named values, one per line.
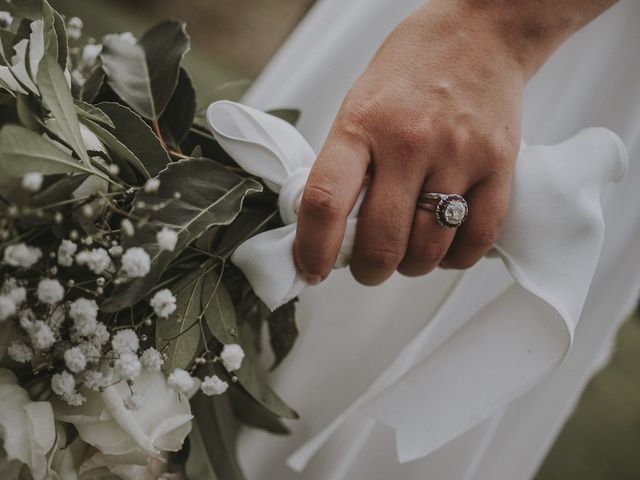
left=417, top=192, right=468, bottom=228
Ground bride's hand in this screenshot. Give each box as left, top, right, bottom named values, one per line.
left=293, top=0, right=615, bottom=286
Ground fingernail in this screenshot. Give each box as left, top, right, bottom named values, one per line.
left=303, top=274, right=323, bottom=285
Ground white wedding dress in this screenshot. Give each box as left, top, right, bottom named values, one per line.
left=235, top=1, right=640, bottom=479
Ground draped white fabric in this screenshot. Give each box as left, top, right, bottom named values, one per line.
left=234, top=1, right=640, bottom=478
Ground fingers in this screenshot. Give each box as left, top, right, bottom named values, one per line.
left=397, top=173, right=472, bottom=277
left=441, top=173, right=512, bottom=269
left=294, top=127, right=370, bottom=284
left=349, top=160, right=423, bottom=285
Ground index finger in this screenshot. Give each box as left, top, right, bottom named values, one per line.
left=294, top=126, right=370, bottom=284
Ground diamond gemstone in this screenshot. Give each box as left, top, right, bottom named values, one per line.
left=444, top=200, right=467, bottom=225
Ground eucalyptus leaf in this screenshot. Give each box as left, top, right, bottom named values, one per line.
left=201, top=270, right=237, bottom=344
left=101, top=159, right=262, bottom=311
left=156, top=274, right=203, bottom=373
left=216, top=209, right=278, bottom=258
left=0, top=124, right=93, bottom=177
left=100, top=21, right=190, bottom=120
left=159, top=68, right=195, bottom=146
left=190, top=390, right=246, bottom=480
left=229, top=384, right=290, bottom=435
left=233, top=320, right=298, bottom=419
left=16, top=92, right=41, bottom=130
left=80, top=66, right=105, bottom=103
left=37, top=56, right=90, bottom=165
left=268, top=300, right=298, bottom=370
left=30, top=173, right=88, bottom=206
left=97, top=102, right=169, bottom=176
left=74, top=99, right=114, bottom=128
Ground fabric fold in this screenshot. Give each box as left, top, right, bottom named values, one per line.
left=207, top=100, right=627, bottom=468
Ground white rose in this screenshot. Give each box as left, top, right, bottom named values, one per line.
left=0, top=369, right=56, bottom=480
left=53, top=369, right=192, bottom=457
left=79, top=448, right=186, bottom=480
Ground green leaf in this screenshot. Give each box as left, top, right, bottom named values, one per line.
left=97, top=102, right=169, bottom=177
left=37, top=56, right=90, bottom=165
left=30, top=173, right=88, bottom=206
left=16, top=92, right=41, bottom=130
left=159, top=68, right=195, bottom=146
left=190, top=391, right=246, bottom=480
left=233, top=320, right=298, bottom=419
left=80, top=66, right=105, bottom=103
left=184, top=422, right=220, bottom=480
left=201, top=270, right=238, bottom=344
left=267, top=300, right=298, bottom=370
left=101, top=159, right=262, bottom=311
left=229, top=384, right=290, bottom=435
left=50, top=7, right=67, bottom=69
left=216, top=209, right=278, bottom=258
left=266, top=108, right=301, bottom=126
left=0, top=124, right=93, bottom=177
left=74, top=99, right=114, bottom=128
left=156, top=275, right=203, bottom=373
left=100, top=21, right=190, bottom=120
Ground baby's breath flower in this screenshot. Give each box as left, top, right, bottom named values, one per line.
left=81, top=370, right=107, bottom=390
left=123, top=393, right=146, bottom=411
left=0, top=11, right=14, bottom=28
left=111, top=328, right=139, bottom=354
left=51, top=371, right=76, bottom=397
left=78, top=341, right=100, bottom=360
left=76, top=248, right=111, bottom=274
left=114, top=352, right=141, bottom=381
left=139, top=347, right=163, bottom=372
left=150, top=289, right=176, bottom=318
left=220, top=344, right=245, bottom=372
left=37, top=278, right=65, bottom=305
left=29, top=321, right=56, bottom=351
left=57, top=239, right=78, bottom=267
left=8, top=286, right=26, bottom=306
left=156, top=227, right=178, bottom=252
left=21, top=172, right=43, bottom=192
left=3, top=243, right=42, bottom=268
left=121, top=219, right=135, bottom=237
left=109, top=245, right=123, bottom=258
left=91, top=322, right=110, bottom=347
left=167, top=368, right=195, bottom=394
left=69, top=298, right=99, bottom=336
left=0, top=295, right=16, bottom=321
left=82, top=43, right=102, bottom=66
left=64, top=346, right=87, bottom=373
left=7, top=341, right=33, bottom=363
left=121, top=247, right=151, bottom=278
left=65, top=392, right=87, bottom=406
left=201, top=375, right=229, bottom=396
left=144, top=178, right=160, bottom=193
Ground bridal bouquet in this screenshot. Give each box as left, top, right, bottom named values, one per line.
left=0, top=2, right=299, bottom=478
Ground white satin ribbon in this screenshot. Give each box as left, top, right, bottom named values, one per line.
left=207, top=100, right=628, bottom=468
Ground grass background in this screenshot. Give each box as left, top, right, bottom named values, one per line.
left=50, top=1, right=640, bottom=477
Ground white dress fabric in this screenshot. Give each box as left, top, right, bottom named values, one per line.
left=235, top=1, right=640, bottom=479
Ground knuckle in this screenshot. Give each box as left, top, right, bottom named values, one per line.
left=482, top=133, right=517, bottom=164
left=395, top=124, right=429, bottom=156
left=445, top=125, right=474, bottom=155
left=361, top=247, right=404, bottom=271
left=300, top=183, right=342, bottom=220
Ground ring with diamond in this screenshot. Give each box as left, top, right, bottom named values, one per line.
left=417, top=193, right=468, bottom=228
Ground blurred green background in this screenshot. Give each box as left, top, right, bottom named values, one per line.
left=50, top=1, right=640, bottom=478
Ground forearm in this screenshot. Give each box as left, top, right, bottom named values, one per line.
left=414, top=0, right=618, bottom=79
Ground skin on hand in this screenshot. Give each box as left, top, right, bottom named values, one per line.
left=293, top=0, right=617, bottom=286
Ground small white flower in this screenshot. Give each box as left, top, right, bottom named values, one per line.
left=68, top=17, right=84, bottom=30
left=67, top=17, right=83, bottom=41
left=81, top=370, right=108, bottom=390
left=29, top=321, right=56, bottom=350
left=8, top=286, right=26, bottom=305
left=109, top=245, right=123, bottom=257
left=220, top=344, right=245, bottom=371
left=76, top=248, right=111, bottom=274
left=111, top=328, right=139, bottom=354
left=123, top=393, right=146, bottom=411
left=7, top=341, right=33, bottom=363
left=90, top=322, right=110, bottom=347
left=0, top=11, right=13, bottom=28
left=167, top=368, right=195, bottom=394
left=105, top=31, right=136, bottom=46
left=144, top=178, right=160, bottom=193
left=64, top=346, right=87, bottom=373
left=81, top=43, right=102, bottom=66
left=3, top=243, right=42, bottom=268
left=201, top=375, right=228, bottom=396
left=65, top=392, right=87, bottom=406
left=21, top=172, right=43, bottom=192
left=78, top=341, right=100, bottom=360
left=37, top=278, right=65, bottom=305
left=69, top=298, right=99, bottom=336
left=121, top=219, right=135, bottom=237
left=156, top=227, right=178, bottom=252
left=114, top=352, right=141, bottom=381
left=57, top=239, right=78, bottom=267
left=140, top=347, right=163, bottom=372
left=0, top=295, right=16, bottom=321
left=51, top=371, right=76, bottom=397
left=121, top=247, right=151, bottom=278
left=150, top=289, right=176, bottom=318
